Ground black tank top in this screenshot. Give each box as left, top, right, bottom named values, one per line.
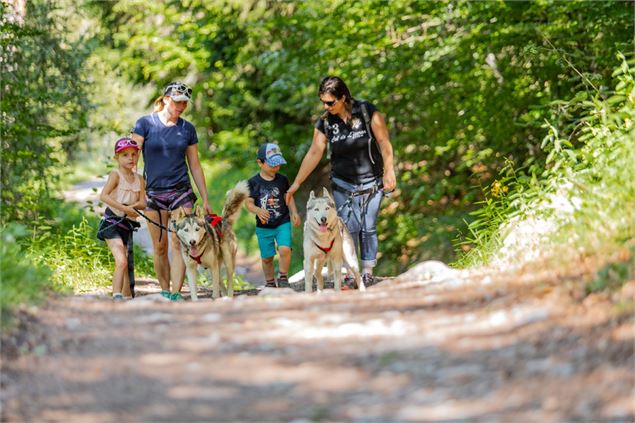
left=315, top=99, right=384, bottom=184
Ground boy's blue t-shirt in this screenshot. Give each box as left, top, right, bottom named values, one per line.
left=133, top=113, right=198, bottom=191
left=248, top=173, right=290, bottom=229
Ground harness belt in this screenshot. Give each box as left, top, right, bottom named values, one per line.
left=146, top=187, right=196, bottom=242
left=314, top=239, right=335, bottom=253
left=332, top=183, right=379, bottom=197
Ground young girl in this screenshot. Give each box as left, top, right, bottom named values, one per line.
left=97, top=137, right=146, bottom=301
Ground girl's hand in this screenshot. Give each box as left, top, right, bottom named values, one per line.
left=124, top=206, right=139, bottom=218
left=291, top=212, right=301, bottom=227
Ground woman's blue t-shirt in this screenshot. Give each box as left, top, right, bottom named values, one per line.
left=133, top=113, right=198, bottom=191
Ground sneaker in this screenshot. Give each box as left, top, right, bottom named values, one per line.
left=160, top=290, right=171, bottom=299
left=264, top=280, right=277, bottom=288
left=277, top=275, right=290, bottom=288
left=170, top=292, right=184, bottom=302
left=362, top=273, right=374, bottom=287
left=112, top=293, right=124, bottom=302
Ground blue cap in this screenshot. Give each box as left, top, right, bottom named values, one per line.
left=257, top=143, right=287, bottom=167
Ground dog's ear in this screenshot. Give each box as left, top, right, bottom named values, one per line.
left=323, top=187, right=334, bottom=201
left=309, top=190, right=315, bottom=200
left=171, top=207, right=185, bottom=220
left=195, top=206, right=205, bottom=218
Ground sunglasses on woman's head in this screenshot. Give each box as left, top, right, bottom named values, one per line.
left=321, top=99, right=338, bottom=107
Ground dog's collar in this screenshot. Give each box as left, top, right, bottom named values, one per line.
left=190, top=251, right=203, bottom=264
left=314, top=238, right=335, bottom=254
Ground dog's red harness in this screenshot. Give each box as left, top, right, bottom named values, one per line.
left=189, top=252, right=203, bottom=264
left=314, top=239, right=335, bottom=254
left=206, top=213, right=223, bottom=238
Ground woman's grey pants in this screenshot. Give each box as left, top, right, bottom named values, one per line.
left=331, top=177, right=384, bottom=269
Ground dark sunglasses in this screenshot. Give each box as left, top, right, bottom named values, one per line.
left=321, top=98, right=338, bottom=107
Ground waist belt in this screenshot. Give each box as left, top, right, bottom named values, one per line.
left=147, top=188, right=195, bottom=211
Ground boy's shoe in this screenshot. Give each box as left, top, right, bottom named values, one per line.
left=113, top=293, right=124, bottom=302
left=170, top=292, right=184, bottom=302
left=362, top=273, right=374, bottom=287
left=277, top=275, right=290, bottom=288
left=264, top=280, right=277, bottom=288
left=160, top=290, right=171, bottom=299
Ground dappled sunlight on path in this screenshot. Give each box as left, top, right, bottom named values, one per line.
left=2, top=263, right=633, bottom=422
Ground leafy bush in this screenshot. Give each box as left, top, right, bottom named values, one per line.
left=0, top=224, right=53, bottom=326
left=458, top=56, right=635, bottom=281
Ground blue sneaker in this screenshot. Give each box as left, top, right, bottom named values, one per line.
left=160, top=290, right=171, bottom=299
left=170, top=292, right=184, bottom=302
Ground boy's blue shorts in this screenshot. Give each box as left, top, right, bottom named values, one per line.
left=255, top=221, right=291, bottom=258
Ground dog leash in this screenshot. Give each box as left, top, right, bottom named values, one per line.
left=134, top=208, right=224, bottom=239
left=133, top=208, right=173, bottom=233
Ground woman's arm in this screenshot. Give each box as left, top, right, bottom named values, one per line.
left=186, top=144, right=211, bottom=214
left=287, top=195, right=301, bottom=227
left=371, top=111, right=396, bottom=192
left=130, top=133, right=144, bottom=149
left=285, top=128, right=327, bottom=203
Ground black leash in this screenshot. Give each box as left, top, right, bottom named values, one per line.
left=133, top=208, right=173, bottom=234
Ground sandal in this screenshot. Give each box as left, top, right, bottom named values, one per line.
left=277, top=275, right=290, bottom=288
left=264, top=281, right=277, bottom=288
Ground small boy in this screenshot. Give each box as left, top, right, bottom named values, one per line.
left=246, top=143, right=301, bottom=288
left=97, top=137, right=146, bottom=301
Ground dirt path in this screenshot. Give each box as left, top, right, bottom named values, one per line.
left=2, top=262, right=633, bottom=422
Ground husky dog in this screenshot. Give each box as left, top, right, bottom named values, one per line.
left=170, top=181, right=249, bottom=300
left=303, top=187, right=363, bottom=293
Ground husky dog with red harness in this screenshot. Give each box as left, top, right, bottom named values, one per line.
left=170, top=181, right=249, bottom=300
left=303, top=187, right=363, bottom=293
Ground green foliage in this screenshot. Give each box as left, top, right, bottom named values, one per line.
left=0, top=224, right=53, bottom=325
left=91, top=0, right=634, bottom=272
left=1, top=0, right=92, bottom=224
left=459, top=56, right=635, bottom=278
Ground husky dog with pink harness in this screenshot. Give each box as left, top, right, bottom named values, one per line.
left=130, top=81, right=213, bottom=301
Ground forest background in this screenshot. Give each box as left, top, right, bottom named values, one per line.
left=1, top=0, right=634, bottom=317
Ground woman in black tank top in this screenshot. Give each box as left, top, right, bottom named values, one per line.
left=286, top=76, right=396, bottom=287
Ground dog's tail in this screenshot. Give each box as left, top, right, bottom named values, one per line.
left=222, top=180, right=249, bottom=226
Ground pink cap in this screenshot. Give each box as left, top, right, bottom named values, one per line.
left=114, top=137, right=139, bottom=153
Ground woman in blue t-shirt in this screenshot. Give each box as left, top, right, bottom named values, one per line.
left=131, top=82, right=211, bottom=301
left=286, top=76, right=396, bottom=288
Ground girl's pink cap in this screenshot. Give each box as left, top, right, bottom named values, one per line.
left=114, top=137, right=139, bottom=153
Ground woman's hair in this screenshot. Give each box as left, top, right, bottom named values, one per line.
left=319, top=76, right=353, bottom=118
left=153, top=95, right=167, bottom=112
